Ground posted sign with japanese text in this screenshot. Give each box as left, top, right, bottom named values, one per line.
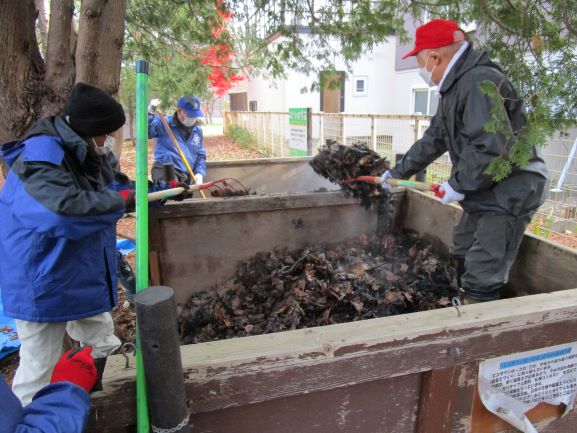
left=479, top=342, right=577, bottom=433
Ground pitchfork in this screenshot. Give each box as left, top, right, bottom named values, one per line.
left=147, top=177, right=249, bottom=202
left=342, top=176, right=445, bottom=198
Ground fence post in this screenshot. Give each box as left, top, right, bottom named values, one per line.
left=319, top=113, right=324, bottom=146
left=341, top=116, right=346, bottom=146
left=269, top=113, right=273, bottom=156
left=256, top=114, right=265, bottom=149
left=371, top=115, right=377, bottom=152
left=261, top=114, right=265, bottom=152
left=414, top=116, right=421, bottom=143
left=307, top=108, right=313, bottom=156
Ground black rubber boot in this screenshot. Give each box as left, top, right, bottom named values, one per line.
left=116, top=251, right=136, bottom=303
left=449, top=255, right=466, bottom=289
left=463, top=285, right=502, bottom=303
left=92, top=357, right=108, bottom=392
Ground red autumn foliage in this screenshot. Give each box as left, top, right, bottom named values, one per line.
left=200, top=1, right=243, bottom=96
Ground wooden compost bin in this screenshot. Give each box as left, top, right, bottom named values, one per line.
left=88, top=190, right=577, bottom=433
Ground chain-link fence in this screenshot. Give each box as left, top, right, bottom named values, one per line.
left=225, top=110, right=577, bottom=250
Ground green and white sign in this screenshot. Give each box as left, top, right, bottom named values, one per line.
left=288, top=108, right=309, bottom=156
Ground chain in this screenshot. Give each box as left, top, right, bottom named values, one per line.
left=151, top=415, right=190, bottom=433
left=451, top=294, right=463, bottom=317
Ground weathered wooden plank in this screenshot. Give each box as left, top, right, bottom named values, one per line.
left=148, top=250, right=161, bottom=287
left=509, top=232, right=577, bottom=294
left=416, top=366, right=460, bottom=433
left=150, top=191, right=369, bottom=219
left=189, top=375, right=421, bottom=433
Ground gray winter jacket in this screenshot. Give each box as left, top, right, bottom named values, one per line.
left=391, top=46, right=549, bottom=215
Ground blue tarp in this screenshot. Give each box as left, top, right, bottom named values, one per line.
left=0, top=287, right=19, bottom=360
left=116, top=238, right=136, bottom=256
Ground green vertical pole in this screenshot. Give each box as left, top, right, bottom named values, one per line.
left=135, top=59, right=151, bottom=433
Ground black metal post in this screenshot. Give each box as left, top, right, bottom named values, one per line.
left=135, top=286, right=191, bottom=433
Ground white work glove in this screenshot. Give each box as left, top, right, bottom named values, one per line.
left=380, top=170, right=393, bottom=190
left=148, top=98, right=161, bottom=114
left=439, top=181, right=465, bottom=205
left=194, top=174, right=204, bottom=185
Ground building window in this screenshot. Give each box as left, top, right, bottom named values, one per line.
left=412, top=88, right=438, bottom=115
left=249, top=100, right=257, bottom=111
left=353, top=76, right=368, bottom=97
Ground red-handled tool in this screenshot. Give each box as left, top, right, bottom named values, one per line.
left=147, top=177, right=250, bottom=202
left=343, top=176, right=445, bottom=198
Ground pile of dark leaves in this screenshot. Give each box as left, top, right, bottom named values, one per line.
left=178, top=232, right=458, bottom=344
left=309, top=140, right=390, bottom=208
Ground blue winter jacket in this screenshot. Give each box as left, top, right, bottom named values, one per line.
left=0, top=375, right=90, bottom=433
left=149, top=114, right=206, bottom=177
left=0, top=117, right=126, bottom=322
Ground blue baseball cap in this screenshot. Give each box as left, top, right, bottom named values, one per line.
left=177, top=95, right=204, bottom=117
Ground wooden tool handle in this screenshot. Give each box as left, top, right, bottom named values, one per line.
left=147, top=184, right=203, bottom=202
left=386, top=178, right=437, bottom=191
left=348, top=176, right=442, bottom=196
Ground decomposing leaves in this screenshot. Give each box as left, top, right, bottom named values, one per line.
left=179, top=231, right=459, bottom=344
left=309, top=140, right=390, bottom=209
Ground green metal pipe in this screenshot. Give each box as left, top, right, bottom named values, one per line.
left=135, top=59, right=151, bottom=433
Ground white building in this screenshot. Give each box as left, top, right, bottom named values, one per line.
left=230, top=21, right=439, bottom=117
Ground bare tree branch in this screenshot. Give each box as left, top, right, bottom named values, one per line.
left=478, top=0, right=520, bottom=35
left=560, top=0, right=577, bottom=37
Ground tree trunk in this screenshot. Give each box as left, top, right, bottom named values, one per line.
left=76, top=0, right=126, bottom=157
left=128, top=92, right=135, bottom=147
left=0, top=0, right=47, bottom=142
left=0, top=0, right=126, bottom=149
left=35, top=0, right=48, bottom=55
left=45, top=0, right=75, bottom=108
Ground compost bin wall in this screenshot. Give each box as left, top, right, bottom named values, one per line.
left=205, top=157, right=336, bottom=194
left=87, top=189, right=577, bottom=433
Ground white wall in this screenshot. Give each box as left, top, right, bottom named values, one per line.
left=390, top=69, right=432, bottom=115
left=342, top=40, right=397, bottom=114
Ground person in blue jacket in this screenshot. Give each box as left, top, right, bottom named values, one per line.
left=148, top=95, right=206, bottom=185
left=1, top=346, right=97, bottom=433
left=0, top=83, right=134, bottom=405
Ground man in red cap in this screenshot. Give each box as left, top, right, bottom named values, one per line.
left=381, top=19, right=549, bottom=304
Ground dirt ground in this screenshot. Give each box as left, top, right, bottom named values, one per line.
left=0, top=134, right=266, bottom=386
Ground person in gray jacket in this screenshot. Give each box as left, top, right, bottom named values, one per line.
left=382, top=19, right=549, bottom=303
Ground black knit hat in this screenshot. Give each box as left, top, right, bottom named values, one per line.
left=63, top=82, right=126, bottom=137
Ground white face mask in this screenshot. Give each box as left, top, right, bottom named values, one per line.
left=181, top=116, right=196, bottom=127
left=92, top=135, right=115, bottom=155
left=419, top=55, right=437, bottom=87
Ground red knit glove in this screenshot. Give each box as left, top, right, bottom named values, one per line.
left=50, top=347, right=98, bottom=393
left=166, top=181, right=190, bottom=201
left=167, top=180, right=189, bottom=189
left=118, top=189, right=136, bottom=211
left=431, top=183, right=445, bottom=199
